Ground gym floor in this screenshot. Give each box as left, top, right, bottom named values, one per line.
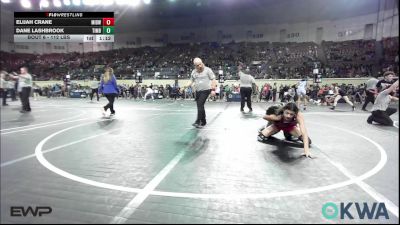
left=1, top=98, right=399, bottom=224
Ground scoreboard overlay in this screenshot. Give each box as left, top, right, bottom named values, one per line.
left=14, top=12, right=114, bottom=43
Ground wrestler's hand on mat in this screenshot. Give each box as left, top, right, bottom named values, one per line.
left=301, top=152, right=313, bottom=158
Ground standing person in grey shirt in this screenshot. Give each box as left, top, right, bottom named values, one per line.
left=367, top=79, right=398, bottom=126
left=9, top=66, right=32, bottom=113
left=182, top=57, right=217, bottom=128
left=238, top=63, right=256, bottom=112
left=362, top=76, right=379, bottom=111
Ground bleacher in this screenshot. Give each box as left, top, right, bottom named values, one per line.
left=0, top=38, right=398, bottom=81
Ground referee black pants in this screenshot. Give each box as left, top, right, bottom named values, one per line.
left=240, top=87, right=252, bottom=111
left=90, top=88, right=99, bottom=101
left=19, top=87, right=31, bottom=111
left=0, top=88, right=7, bottom=105
left=369, top=108, right=397, bottom=126
left=195, top=90, right=211, bottom=125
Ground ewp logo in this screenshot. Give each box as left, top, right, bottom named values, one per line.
left=322, top=202, right=389, bottom=220
left=10, top=206, right=52, bottom=217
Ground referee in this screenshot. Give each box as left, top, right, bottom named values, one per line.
left=367, top=79, right=399, bottom=126
left=9, top=67, right=32, bottom=113
left=238, top=62, right=256, bottom=112
left=183, top=57, right=217, bottom=128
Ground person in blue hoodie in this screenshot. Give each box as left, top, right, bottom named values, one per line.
left=99, top=67, right=119, bottom=117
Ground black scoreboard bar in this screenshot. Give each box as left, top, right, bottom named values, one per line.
left=14, top=12, right=114, bottom=18
left=14, top=12, right=114, bottom=42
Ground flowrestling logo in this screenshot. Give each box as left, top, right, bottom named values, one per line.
left=322, top=202, right=389, bottom=220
